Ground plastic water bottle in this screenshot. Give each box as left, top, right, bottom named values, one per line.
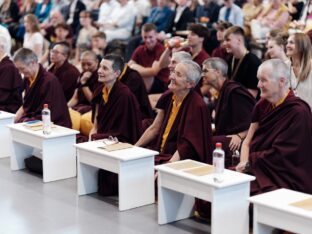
left=42, top=104, right=52, bottom=135
left=213, top=142, right=224, bottom=183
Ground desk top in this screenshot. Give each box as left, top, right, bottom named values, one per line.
left=8, top=123, right=79, bottom=139
left=155, top=159, right=255, bottom=189
left=75, top=140, right=159, bottom=161
left=0, top=111, right=15, bottom=120
left=249, top=188, right=312, bottom=219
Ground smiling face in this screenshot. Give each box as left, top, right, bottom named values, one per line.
left=257, top=64, right=280, bottom=102
left=81, top=54, right=98, bottom=73
left=141, top=30, right=157, bottom=50
left=202, top=64, right=219, bottom=86
left=286, top=35, right=298, bottom=57
left=97, top=59, right=118, bottom=85
left=224, top=33, right=240, bottom=54
left=187, top=31, right=204, bottom=48
left=168, top=63, right=192, bottom=93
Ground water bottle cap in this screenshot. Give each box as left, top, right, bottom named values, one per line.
left=216, top=142, right=222, bottom=148
left=43, top=104, right=48, bottom=108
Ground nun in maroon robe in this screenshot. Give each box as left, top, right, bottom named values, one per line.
left=19, top=64, right=72, bottom=128
left=72, top=70, right=99, bottom=114
left=91, top=81, right=143, bottom=196
left=118, top=64, right=154, bottom=119
left=249, top=91, right=312, bottom=195
left=213, top=80, right=256, bottom=167
left=0, top=56, right=23, bottom=113
left=153, top=90, right=213, bottom=164
left=48, top=60, right=80, bottom=102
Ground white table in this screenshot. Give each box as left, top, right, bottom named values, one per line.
left=8, top=123, right=79, bottom=182
left=249, top=188, right=312, bottom=234
left=75, top=141, right=158, bottom=211
left=0, top=111, right=15, bottom=158
left=155, top=159, right=255, bottom=234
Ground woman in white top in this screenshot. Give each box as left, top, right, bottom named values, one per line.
left=23, top=14, right=44, bottom=60
left=286, top=33, right=312, bottom=109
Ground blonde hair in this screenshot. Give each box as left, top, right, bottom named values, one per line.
left=293, top=33, right=312, bottom=82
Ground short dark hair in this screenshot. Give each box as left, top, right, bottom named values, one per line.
left=142, top=23, right=157, bottom=33
left=224, top=26, right=245, bottom=39
left=55, top=22, right=70, bottom=31
left=103, top=54, right=125, bottom=73
left=92, top=31, right=106, bottom=40
left=188, top=23, right=210, bottom=39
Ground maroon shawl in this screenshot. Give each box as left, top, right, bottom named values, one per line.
left=20, top=64, right=72, bottom=128
left=250, top=92, right=312, bottom=195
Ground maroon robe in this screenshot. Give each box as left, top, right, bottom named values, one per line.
left=72, top=70, right=99, bottom=114
left=49, top=60, right=80, bottom=101
left=92, top=81, right=143, bottom=196
left=193, top=49, right=210, bottom=67
left=153, top=90, right=213, bottom=164
left=0, top=56, right=23, bottom=113
left=19, top=64, right=72, bottom=128
left=119, top=65, right=154, bottom=119
left=250, top=91, right=312, bottom=195
left=213, top=80, right=256, bottom=167
left=91, top=81, right=142, bottom=143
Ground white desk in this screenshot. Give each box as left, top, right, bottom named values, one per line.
left=8, top=123, right=79, bottom=182
left=0, top=111, right=15, bottom=158
left=75, top=141, right=158, bottom=211
left=155, top=159, right=255, bottom=234
left=249, top=188, right=312, bottom=234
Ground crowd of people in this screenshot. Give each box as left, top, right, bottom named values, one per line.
left=1, top=0, right=312, bottom=224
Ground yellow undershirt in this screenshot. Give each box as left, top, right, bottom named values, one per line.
left=117, top=64, right=128, bottom=81
left=272, top=89, right=290, bottom=108
left=102, top=86, right=111, bottom=103
left=160, top=94, right=186, bottom=152
left=29, top=69, right=39, bottom=88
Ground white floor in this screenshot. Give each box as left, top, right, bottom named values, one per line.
left=0, top=158, right=210, bottom=234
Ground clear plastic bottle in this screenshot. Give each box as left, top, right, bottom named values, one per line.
left=213, top=142, right=224, bottom=183
left=42, top=104, right=52, bottom=135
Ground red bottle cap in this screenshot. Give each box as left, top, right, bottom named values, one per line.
left=43, top=104, right=48, bottom=108
left=216, top=142, right=222, bottom=148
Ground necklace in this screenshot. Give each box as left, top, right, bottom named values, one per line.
left=290, top=66, right=300, bottom=96
left=230, top=50, right=248, bottom=80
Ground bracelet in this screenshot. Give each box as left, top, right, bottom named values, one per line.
left=237, top=134, right=243, bottom=141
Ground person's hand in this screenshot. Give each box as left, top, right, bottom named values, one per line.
left=80, top=71, right=92, bottom=85
left=236, top=161, right=248, bottom=172
left=227, top=134, right=242, bottom=151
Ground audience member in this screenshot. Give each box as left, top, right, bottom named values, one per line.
left=218, top=0, right=244, bottom=27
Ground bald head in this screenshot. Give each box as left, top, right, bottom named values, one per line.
left=258, top=59, right=290, bottom=86
left=81, top=50, right=99, bottom=72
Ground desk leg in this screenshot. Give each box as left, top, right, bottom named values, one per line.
left=10, top=141, right=33, bottom=170
left=0, top=118, right=13, bottom=158
left=42, top=136, right=76, bottom=182
left=118, top=157, right=154, bottom=211
left=253, top=206, right=274, bottom=234
left=78, top=162, right=98, bottom=195
left=211, top=183, right=250, bottom=234
left=158, top=173, right=194, bottom=225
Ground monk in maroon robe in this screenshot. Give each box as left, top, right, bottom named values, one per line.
left=202, top=58, right=256, bottom=167
left=91, top=54, right=142, bottom=196
left=239, top=59, right=312, bottom=195
left=118, top=64, right=154, bottom=119
left=48, top=42, right=80, bottom=101
left=13, top=48, right=71, bottom=128
left=68, top=51, right=100, bottom=115
left=0, top=55, right=23, bottom=113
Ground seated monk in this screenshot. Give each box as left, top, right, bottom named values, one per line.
left=239, top=59, right=312, bottom=195
left=48, top=41, right=80, bottom=101
left=68, top=50, right=100, bottom=131
left=13, top=48, right=71, bottom=128
left=0, top=35, right=23, bottom=113
left=136, top=60, right=213, bottom=219
left=90, top=54, right=143, bottom=196
left=136, top=60, right=212, bottom=164
left=202, top=57, right=256, bottom=168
